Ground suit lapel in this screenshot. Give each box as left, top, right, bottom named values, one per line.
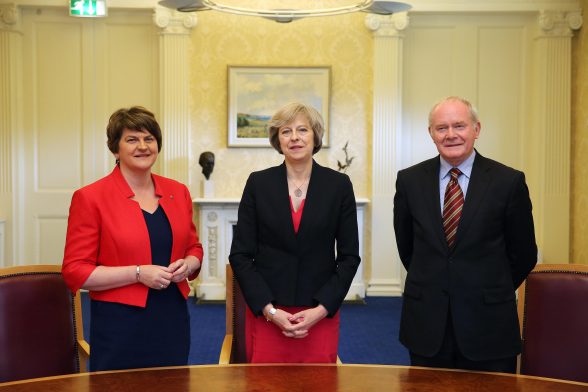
left=453, top=153, right=491, bottom=249
left=273, top=163, right=298, bottom=244
left=295, top=160, right=320, bottom=242
left=425, top=158, right=448, bottom=250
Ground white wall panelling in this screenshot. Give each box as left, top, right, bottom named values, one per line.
left=529, top=10, right=582, bottom=262
left=0, top=5, right=17, bottom=195
left=391, top=6, right=580, bottom=291
left=0, top=219, right=5, bottom=266
left=13, top=6, right=160, bottom=265
left=193, top=198, right=369, bottom=301
left=154, top=8, right=196, bottom=184
left=365, top=13, right=408, bottom=296
left=402, top=10, right=581, bottom=266
left=0, top=3, right=22, bottom=267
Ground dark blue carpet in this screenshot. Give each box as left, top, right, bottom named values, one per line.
left=81, top=294, right=409, bottom=365
left=339, top=297, right=409, bottom=364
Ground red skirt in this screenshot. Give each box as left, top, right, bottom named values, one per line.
left=245, top=305, right=340, bottom=363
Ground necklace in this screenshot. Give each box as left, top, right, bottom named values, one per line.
left=289, top=178, right=308, bottom=198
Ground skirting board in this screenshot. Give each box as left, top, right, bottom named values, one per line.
left=367, top=279, right=403, bottom=297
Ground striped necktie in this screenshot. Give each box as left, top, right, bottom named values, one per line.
left=443, top=168, right=464, bottom=249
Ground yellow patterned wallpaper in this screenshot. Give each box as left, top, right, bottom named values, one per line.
left=572, top=0, right=588, bottom=264
left=188, top=13, right=372, bottom=199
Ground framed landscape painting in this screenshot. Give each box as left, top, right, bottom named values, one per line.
left=227, top=66, right=330, bottom=147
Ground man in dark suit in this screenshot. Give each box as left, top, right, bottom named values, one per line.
left=393, top=96, right=537, bottom=373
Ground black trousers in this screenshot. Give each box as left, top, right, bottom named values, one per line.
left=409, top=311, right=517, bottom=374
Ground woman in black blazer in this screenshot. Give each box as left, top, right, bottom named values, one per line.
left=229, top=102, right=360, bottom=363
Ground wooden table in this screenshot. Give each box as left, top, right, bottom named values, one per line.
left=0, top=364, right=586, bottom=391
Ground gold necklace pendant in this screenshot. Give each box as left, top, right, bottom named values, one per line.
left=294, top=187, right=303, bottom=198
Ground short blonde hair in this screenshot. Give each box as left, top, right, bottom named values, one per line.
left=268, top=102, right=324, bottom=155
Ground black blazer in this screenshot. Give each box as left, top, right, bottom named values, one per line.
left=393, top=152, right=537, bottom=361
left=229, top=160, right=361, bottom=317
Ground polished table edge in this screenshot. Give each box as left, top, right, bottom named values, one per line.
left=1, top=364, right=587, bottom=388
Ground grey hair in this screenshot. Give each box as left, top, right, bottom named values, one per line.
left=428, top=96, right=480, bottom=127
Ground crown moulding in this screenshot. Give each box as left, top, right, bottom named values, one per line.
left=6, top=0, right=583, bottom=13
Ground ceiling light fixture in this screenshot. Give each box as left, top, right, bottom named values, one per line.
left=158, top=0, right=411, bottom=23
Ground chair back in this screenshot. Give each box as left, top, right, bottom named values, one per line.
left=518, top=263, right=588, bottom=383
left=0, top=265, right=87, bottom=382
left=224, top=264, right=248, bottom=363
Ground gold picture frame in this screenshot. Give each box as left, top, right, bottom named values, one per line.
left=227, top=66, right=331, bottom=147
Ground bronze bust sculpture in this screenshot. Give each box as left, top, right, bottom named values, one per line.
left=199, top=151, right=215, bottom=180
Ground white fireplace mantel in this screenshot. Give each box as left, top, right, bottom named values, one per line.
left=192, top=198, right=369, bottom=301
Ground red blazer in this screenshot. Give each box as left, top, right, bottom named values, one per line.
left=62, top=166, right=203, bottom=307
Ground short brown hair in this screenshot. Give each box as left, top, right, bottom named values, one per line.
left=106, top=106, right=162, bottom=154
left=268, top=102, right=325, bottom=155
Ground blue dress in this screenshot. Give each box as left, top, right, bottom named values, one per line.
left=89, top=205, right=190, bottom=371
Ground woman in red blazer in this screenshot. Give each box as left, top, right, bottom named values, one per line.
left=229, top=102, right=361, bottom=363
left=62, top=107, right=203, bottom=371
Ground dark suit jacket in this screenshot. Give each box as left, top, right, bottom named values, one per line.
left=229, top=160, right=361, bottom=317
left=393, top=152, right=537, bottom=361
left=62, top=166, right=203, bottom=307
